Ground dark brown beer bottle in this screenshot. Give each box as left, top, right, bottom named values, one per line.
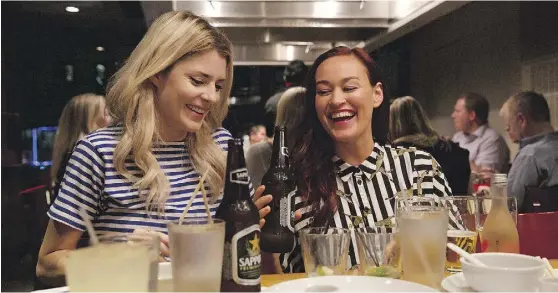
left=216, top=138, right=261, bottom=292
left=260, top=126, right=296, bottom=253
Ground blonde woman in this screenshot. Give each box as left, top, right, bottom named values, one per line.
left=37, top=11, right=271, bottom=285
left=389, top=96, right=470, bottom=194
left=51, top=93, right=111, bottom=199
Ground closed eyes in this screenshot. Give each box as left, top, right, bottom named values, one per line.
left=190, top=76, right=224, bottom=92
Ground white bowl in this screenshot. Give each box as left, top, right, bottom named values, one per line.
left=460, top=253, right=546, bottom=292
left=539, top=276, right=558, bottom=292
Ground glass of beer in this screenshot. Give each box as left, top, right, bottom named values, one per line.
left=396, top=197, right=448, bottom=290
left=65, top=233, right=160, bottom=292
left=355, top=226, right=400, bottom=278
left=168, top=218, right=225, bottom=292
left=441, top=196, right=479, bottom=272
left=299, top=227, right=350, bottom=277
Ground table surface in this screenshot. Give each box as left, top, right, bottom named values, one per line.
left=260, top=259, right=558, bottom=288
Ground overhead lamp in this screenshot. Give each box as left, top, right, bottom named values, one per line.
left=65, top=6, right=79, bottom=13
left=96, top=46, right=105, bottom=52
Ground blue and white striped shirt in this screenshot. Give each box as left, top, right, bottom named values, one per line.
left=47, top=125, right=233, bottom=234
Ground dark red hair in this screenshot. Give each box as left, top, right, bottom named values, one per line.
left=290, top=46, right=389, bottom=226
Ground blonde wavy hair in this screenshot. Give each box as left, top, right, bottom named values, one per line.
left=51, top=93, right=106, bottom=185
left=106, top=11, right=233, bottom=212
left=389, top=96, right=440, bottom=147
left=276, top=87, right=306, bottom=127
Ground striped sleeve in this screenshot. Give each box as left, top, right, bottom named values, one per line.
left=47, top=138, right=105, bottom=231
left=212, top=127, right=233, bottom=152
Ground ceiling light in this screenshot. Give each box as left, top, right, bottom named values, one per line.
left=285, top=46, right=295, bottom=61
left=65, top=6, right=79, bottom=13
left=96, top=46, right=105, bottom=52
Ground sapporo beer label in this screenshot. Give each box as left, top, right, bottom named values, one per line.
left=231, top=224, right=261, bottom=285
left=230, top=168, right=250, bottom=185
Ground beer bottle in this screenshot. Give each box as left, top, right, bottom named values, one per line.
left=260, top=126, right=296, bottom=253
left=216, top=138, right=261, bottom=292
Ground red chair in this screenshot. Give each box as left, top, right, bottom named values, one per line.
left=518, top=212, right=558, bottom=259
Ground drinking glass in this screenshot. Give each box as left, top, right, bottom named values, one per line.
left=65, top=233, right=160, bottom=292
left=396, top=197, right=448, bottom=289
left=299, top=227, right=350, bottom=277
left=168, top=218, right=225, bottom=292
left=441, top=196, right=479, bottom=272
left=355, top=226, right=400, bottom=278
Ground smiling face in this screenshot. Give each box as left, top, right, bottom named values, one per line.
left=314, top=55, right=383, bottom=144
left=152, top=50, right=227, bottom=141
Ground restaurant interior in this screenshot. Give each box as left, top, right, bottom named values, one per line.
left=2, top=1, right=558, bottom=292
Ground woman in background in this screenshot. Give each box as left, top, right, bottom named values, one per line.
left=246, top=86, right=306, bottom=187
left=389, top=96, right=470, bottom=194
left=51, top=93, right=111, bottom=199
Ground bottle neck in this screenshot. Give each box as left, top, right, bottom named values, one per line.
left=224, top=144, right=252, bottom=201
left=270, top=128, right=289, bottom=169
left=490, top=173, right=508, bottom=199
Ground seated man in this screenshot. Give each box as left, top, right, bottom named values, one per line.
left=500, top=91, right=558, bottom=207
left=452, top=92, right=510, bottom=173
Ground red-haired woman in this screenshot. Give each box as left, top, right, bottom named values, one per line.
left=279, top=47, right=456, bottom=273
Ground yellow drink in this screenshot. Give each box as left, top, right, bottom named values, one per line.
left=399, top=210, right=448, bottom=289
left=445, top=230, right=477, bottom=272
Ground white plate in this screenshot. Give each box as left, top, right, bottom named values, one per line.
left=264, top=275, right=438, bottom=292
left=441, top=269, right=558, bottom=292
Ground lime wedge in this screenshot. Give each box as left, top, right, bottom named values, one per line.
left=364, top=266, right=396, bottom=277
left=316, top=265, right=334, bottom=276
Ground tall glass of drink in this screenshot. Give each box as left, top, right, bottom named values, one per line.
left=168, top=218, right=225, bottom=292
left=65, top=233, right=160, bottom=292
left=396, top=197, right=448, bottom=289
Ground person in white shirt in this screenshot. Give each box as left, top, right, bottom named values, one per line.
left=451, top=92, right=510, bottom=173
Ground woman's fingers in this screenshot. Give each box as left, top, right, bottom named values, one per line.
left=259, top=206, right=271, bottom=220
left=255, top=195, right=273, bottom=211
left=254, top=186, right=273, bottom=210
left=133, top=229, right=170, bottom=261
left=159, top=241, right=170, bottom=258
left=253, top=185, right=266, bottom=201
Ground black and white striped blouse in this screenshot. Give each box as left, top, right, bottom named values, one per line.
left=279, top=143, right=455, bottom=273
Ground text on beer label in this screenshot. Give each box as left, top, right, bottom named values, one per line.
left=230, top=168, right=250, bottom=185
